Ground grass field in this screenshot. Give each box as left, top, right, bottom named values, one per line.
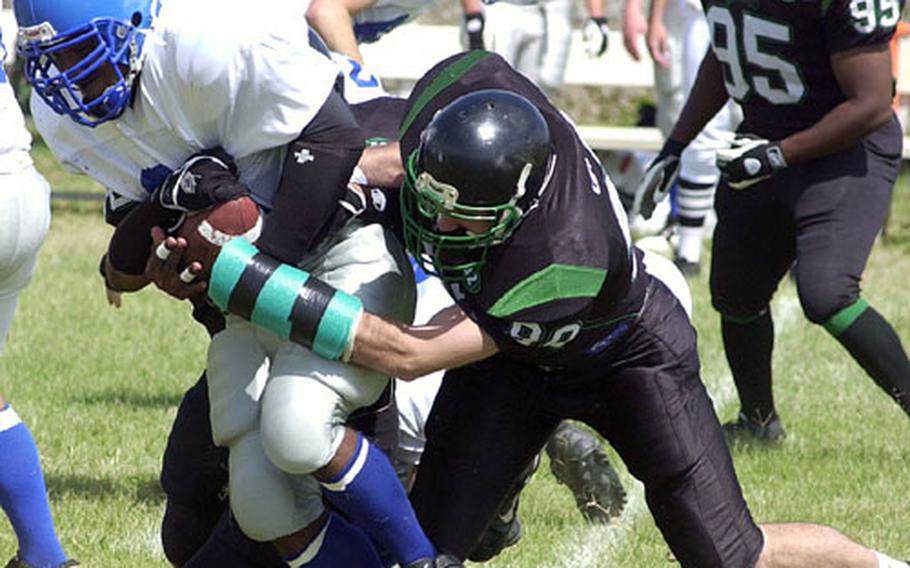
left=1, top=143, right=908, bottom=566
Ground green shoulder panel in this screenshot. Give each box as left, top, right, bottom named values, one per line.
left=487, top=264, right=607, bottom=318
left=820, top=0, right=833, bottom=16
left=399, top=51, right=492, bottom=140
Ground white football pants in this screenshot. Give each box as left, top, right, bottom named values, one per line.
left=0, top=165, right=51, bottom=354
left=207, top=221, right=415, bottom=541
left=484, top=0, right=573, bottom=91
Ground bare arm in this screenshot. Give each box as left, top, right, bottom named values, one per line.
left=585, top=0, right=605, bottom=19
left=668, top=50, right=730, bottom=144
left=779, top=43, right=894, bottom=165
left=462, top=0, right=485, bottom=14
left=357, top=142, right=404, bottom=188
left=646, top=0, right=670, bottom=67
left=622, top=0, right=647, bottom=60
left=306, top=0, right=378, bottom=64
left=104, top=255, right=150, bottom=292
left=350, top=305, right=500, bottom=380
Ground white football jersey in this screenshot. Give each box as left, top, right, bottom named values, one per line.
left=0, top=30, right=32, bottom=174
left=32, top=0, right=339, bottom=209
left=352, top=0, right=439, bottom=44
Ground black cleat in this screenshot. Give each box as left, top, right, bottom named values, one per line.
left=468, top=511, right=522, bottom=562
left=5, top=555, right=79, bottom=568
left=468, top=456, right=539, bottom=562
left=722, top=411, right=787, bottom=443
left=545, top=422, right=626, bottom=523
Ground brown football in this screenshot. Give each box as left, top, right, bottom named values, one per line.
left=176, top=196, right=262, bottom=279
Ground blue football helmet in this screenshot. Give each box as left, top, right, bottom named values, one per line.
left=14, top=0, right=160, bottom=127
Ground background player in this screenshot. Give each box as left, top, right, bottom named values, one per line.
left=0, top=26, right=77, bottom=568
left=460, top=0, right=610, bottom=94
left=636, top=0, right=910, bottom=439
left=623, top=0, right=737, bottom=274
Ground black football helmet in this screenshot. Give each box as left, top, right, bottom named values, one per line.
left=401, top=89, right=553, bottom=290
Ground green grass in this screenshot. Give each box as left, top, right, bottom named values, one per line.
left=1, top=160, right=909, bottom=566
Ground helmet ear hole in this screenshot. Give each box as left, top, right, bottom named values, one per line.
left=131, top=11, right=143, bottom=26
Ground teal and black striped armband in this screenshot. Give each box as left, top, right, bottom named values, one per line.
left=207, top=238, right=363, bottom=361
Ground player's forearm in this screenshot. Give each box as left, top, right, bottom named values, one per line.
left=350, top=309, right=499, bottom=380
left=105, top=199, right=161, bottom=292
left=668, top=51, right=729, bottom=145
left=461, top=0, right=484, bottom=15
left=647, top=0, right=667, bottom=28
left=780, top=44, right=894, bottom=165
left=104, top=255, right=150, bottom=292
left=207, top=239, right=498, bottom=373
left=358, top=142, right=403, bottom=188
left=586, top=0, right=605, bottom=20
left=623, top=0, right=643, bottom=22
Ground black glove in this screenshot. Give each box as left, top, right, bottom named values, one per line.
left=583, top=17, right=610, bottom=57
left=716, top=135, right=787, bottom=190
left=463, top=12, right=485, bottom=50
left=632, top=138, right=685, bottom=220
left=150, top=147, right=248, bottom=232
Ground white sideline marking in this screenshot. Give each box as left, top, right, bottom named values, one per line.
left=555, top=290, right=802, bottom=568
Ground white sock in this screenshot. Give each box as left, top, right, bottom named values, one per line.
left=675, top=225, right=703, bottom=263
left=875, top=551, right=909, bottom=568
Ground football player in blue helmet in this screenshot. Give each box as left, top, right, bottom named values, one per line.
left=16, top=0, right=451, bottom=566
left=13, top=0, right=159, bottom=126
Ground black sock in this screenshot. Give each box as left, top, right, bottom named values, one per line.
left=833, top=306, right=910, bottom=418
left=722, top=310, right=776, bottom=421
left=183, top=511, right=285, bottom=568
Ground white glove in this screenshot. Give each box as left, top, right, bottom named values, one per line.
left=583, top=17, right=610, bottom=57
left=716, top=135, right=787, bottom=190
left=632, top=139, right=684, bottom=220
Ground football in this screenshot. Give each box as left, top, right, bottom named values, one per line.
left=176, top=196, right=262, bottom=279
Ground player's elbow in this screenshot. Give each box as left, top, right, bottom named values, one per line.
left=387, top=339, right=441, bottom=381
left=305, top=0, right=334, bottom=23
left=853, top=91, right=895, bottom=134
left=389, top=349, right=433, bottom=381
left=866, top=101, right=894, bottom=132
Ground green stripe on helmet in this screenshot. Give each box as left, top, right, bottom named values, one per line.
left=399, top=51, right=491, bottom=140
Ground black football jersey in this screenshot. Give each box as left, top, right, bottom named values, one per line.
left=703, top=0, right=903, bottom=139
left=400, top=52, right=648, bottom=372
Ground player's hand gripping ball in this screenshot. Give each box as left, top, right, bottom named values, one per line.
left=176, top=196, right=262, bottom=280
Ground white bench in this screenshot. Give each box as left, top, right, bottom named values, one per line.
left=363, top=23, right=910, bottom=157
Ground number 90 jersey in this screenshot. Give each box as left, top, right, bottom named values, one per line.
left=704, top=0, right=903, bottom=139
left=400, top=52, right=648, bottom=372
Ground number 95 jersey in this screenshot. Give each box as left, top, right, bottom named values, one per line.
left=704, top=0, right=903, bottom=139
